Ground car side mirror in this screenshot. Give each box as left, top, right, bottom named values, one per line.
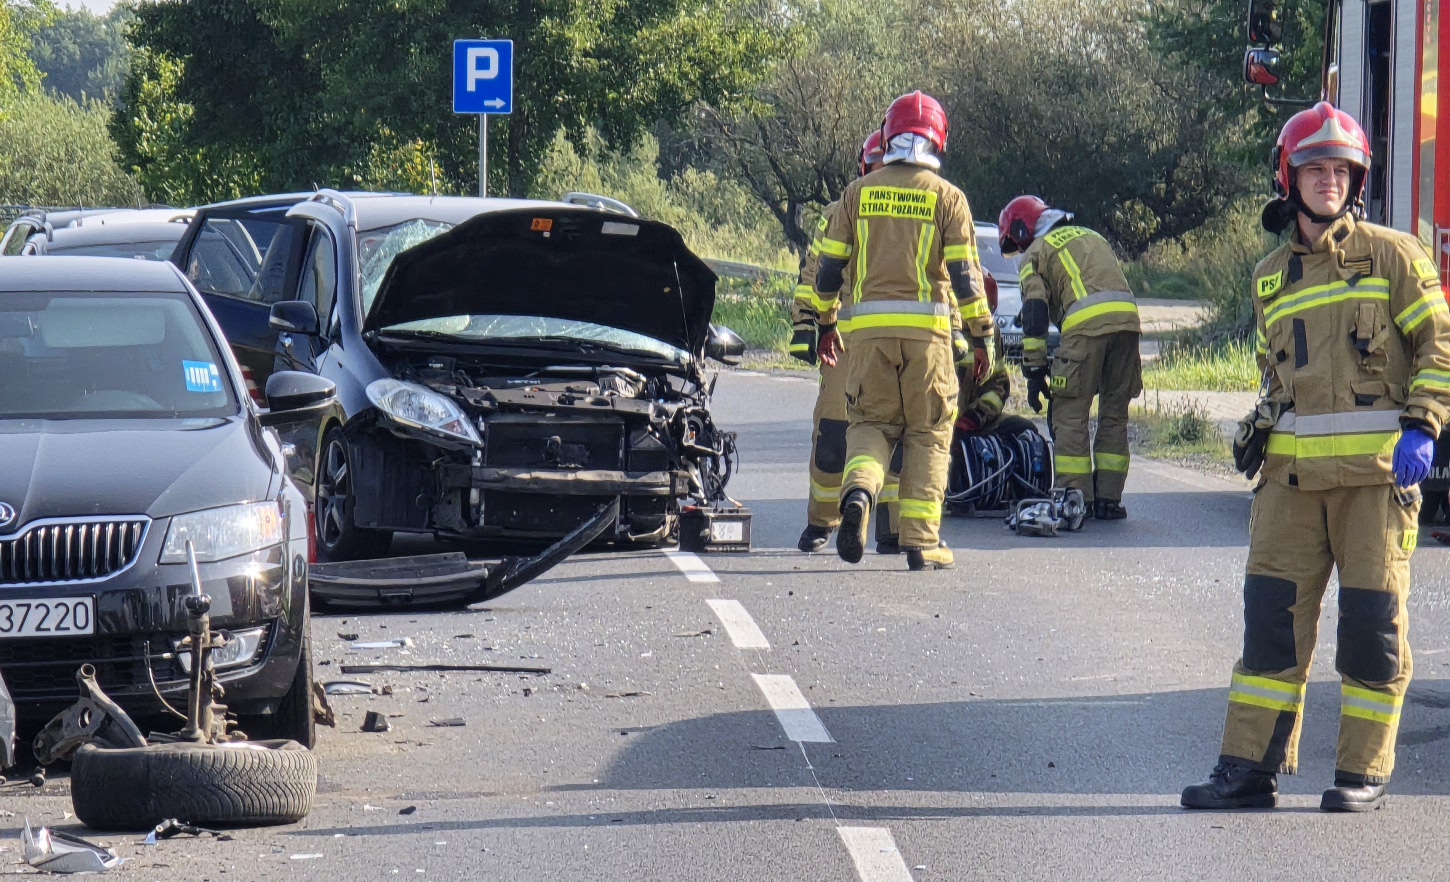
left=1247, top=0, right=1282, bottom=46
left=1243, top=47, right=1282, bottom=87
left=259, top=371, right=335, bottom=425
left=269, top=300, right=320, bottom=336
left=705, top=325, right=746, bottom=366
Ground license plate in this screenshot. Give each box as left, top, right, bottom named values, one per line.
left=0, top=597, right=95, bottom=637
left=1001, top=332, right=1023, bottom=346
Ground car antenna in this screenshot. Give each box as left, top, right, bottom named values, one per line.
left=430, top=159, right=438, bottom=201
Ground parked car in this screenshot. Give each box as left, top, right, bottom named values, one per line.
left=1, top=208, right=147, bottom=256
left=172, top=190, right=744, bottom=571
left=976, top=221, right=1061, bottom=363
left=13, top=218, right=191, bottom=261
left=0, top=256, right=333, bottom=744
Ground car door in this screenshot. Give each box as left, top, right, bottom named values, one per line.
left=275, top=223, right=338, bottom=375
left=171, top=202, right=308, bottom=387
left=1, top=219, right=43, bottom=256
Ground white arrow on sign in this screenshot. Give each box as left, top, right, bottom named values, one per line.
left=484, top=98, right=506, bottom=109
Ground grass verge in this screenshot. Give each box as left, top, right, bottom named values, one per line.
left=1142, top=338, right=1259, bottom=392
left=1129, top=397, right=1234, bottom=475
left=712, top=276, right=792, bottom=355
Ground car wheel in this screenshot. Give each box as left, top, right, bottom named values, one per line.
left=241, top=628, right=315, bottom=748
left=315, top=428, right=391, bottom=562
left=69, top=740, right=317, bottom=830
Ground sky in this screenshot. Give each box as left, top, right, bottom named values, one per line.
left=62, top=0, right=120, bottom=14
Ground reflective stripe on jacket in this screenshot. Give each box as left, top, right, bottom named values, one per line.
left=814, top=163, right=987, bottom=343
left=1254, top=214, right=1450, bottom=490
left=1019, top=226, right=1140, bottom=366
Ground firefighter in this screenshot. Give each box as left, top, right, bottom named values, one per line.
left=1181, top=102, right=1450, bottom=812
left=999, top=196, right=1142, bottom=520
left=793, top=131, right=886, bottom=552
left=815, top=91, right=995, bottom=571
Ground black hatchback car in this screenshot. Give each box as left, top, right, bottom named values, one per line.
left=171, top=191, right=744, bottom=569
left=0, top=257, right=332, bottom=745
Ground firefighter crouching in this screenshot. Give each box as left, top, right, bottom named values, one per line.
left=793, top=132, right=887, bottom=553
left=815, top=90, right=996, bottom=571
left=999, top=196, right=1142, bottom=520
left=1181, top=103, right=1450, bottom=812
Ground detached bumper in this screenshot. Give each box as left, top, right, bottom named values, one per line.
left=309, top=500, right=617, bottom=609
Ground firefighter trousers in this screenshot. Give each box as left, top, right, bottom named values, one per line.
left=1219, top=480, right=1418, bottom=783
left=807, top=356, right=851, bottom=528
left=1048, top=330, right=1141, bottom=503
left=840, top=336, right=958, bottom=548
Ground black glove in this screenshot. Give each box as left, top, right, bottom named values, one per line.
left=789, top=327, right=817, bottom=365
left=1232, top=401, right=1285, bottom=479
left=1023, top=364, right=1050, bottom=414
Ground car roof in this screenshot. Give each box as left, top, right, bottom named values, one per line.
left=344, top=194, right=575, bottom=231
left=38, top=222, right=189, bottom=248
left=69, top=209, right=194, bottom=227
left=0, top=256, right=191, bottom=292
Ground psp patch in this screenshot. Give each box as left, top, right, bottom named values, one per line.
left=1413, top=257, right=1439, bottom=282
left=182, top=361, right=222, bottom=393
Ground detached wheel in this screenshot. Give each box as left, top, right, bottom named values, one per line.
left=316, top=428, right=391, bottom=561
left=242, top=628, right=315, bottom=748
left=69, top=740, right=317, bottom=830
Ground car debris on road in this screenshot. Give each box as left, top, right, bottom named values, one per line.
left=22, top=820, right=120, bottom=874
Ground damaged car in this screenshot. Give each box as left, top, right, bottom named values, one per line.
left=176, top=191, right=745, bottom=603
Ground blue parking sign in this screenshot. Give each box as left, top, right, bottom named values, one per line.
left=453, top=40, right=513, bottom=114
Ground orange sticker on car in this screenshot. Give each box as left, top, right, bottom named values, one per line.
left=531, top=218, right=553, bottom=232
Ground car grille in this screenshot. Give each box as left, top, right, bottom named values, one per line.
left=0, top=635, right=186, bottom=703
left=0, top=519, right=149, bottom=585
left=484, top=417, right=624, bottom=470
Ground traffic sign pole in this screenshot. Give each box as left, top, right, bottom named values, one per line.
left=479, top=114, right=488, bottom=197
left=453, top=38, right=513, bottom=198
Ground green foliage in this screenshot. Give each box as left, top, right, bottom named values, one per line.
left=0, top=0, right=44, bottom=103
left=1143, top=338, right=1259, bottom=392
left=1133, top=396, right=1230, bottom=466
left=531, top=129, right=792, bottom=267
left=0, top=90, right=142, bottom=206
left=116, top=0, right=778, bottom=203
left=710, top=276, right=793, bottom=353
left=26, top=3, right=130, bottom=103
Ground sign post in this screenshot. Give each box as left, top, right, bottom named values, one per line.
left=453, top=39, right=514, bottom=197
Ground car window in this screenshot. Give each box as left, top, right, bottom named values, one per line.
left=47, top=239, right=181, bottom=261
left=0, top=291, right=238, bottom=420
left=976, top=234, right=1020, bottom=280
left=1, top=221, right=39, bottom=256
left=356, top=220, right=453, bottom=316
left=185, top=216, right=287, bottom=301
left=297, top=227, right=338, bottom=328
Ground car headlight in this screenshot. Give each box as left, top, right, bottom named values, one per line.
left=173, top=625, right=269, bottom=672
left=161, top=502, right=284, bottom=564
left=366, top=378, right=481, bottom=445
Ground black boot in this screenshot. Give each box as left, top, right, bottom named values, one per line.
left=836, top=490, right=871, bottom=564
left=1321, top=777, right=1388, bottom=812
left=876, top=535, right=901, bottom=555
left=1094, top=499, right=1127, bottom=520
left=798, top=524, right=832, bottom=553
left=1180, top=760, right=1278, bottom=809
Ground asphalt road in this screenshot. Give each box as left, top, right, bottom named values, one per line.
left=11, top=370, right=1450, bottom=881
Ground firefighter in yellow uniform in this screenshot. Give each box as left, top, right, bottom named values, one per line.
left=998, top=196, right=1141, bottom=520
left=793, top=132, right=886, bottom=553
left=815, top=91, right=995, bottom=571
left=1182, top=103, right=1450, bottom=812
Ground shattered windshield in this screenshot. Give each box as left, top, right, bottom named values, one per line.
left=357, top=219, right=454, bottom=315
left=381, top=315, right=689, bottom=363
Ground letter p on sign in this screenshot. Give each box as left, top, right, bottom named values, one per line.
left=467, top=47, right=498, bottom=90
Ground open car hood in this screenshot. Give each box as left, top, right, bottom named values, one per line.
left=365, top=208, right=718, bottom=355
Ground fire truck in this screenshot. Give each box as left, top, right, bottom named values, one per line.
left=1244, top=0, right=1450, bottom=518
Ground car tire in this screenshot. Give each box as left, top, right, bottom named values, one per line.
left=315, top=428, right=392, bottom=562
left=241, top=628, right=315, bottom=748
left=69, top=739, right=317, bottom=830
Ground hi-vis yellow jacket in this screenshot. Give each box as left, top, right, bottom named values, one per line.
left=1018, top=225, right=1140, bottom=368
left=813, top=163, right=989, bottom=343
left=1255, top=214, right=1450, bottom=490
left=792, top=202, right=847, bottom=347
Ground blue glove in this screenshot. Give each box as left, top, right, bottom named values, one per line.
left=1393, top=426, right=1436, bottom=488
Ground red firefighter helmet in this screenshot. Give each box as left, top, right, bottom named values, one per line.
left=998, top=195, right=1050, bottom=256
left=859, top=130, right=884, bottom=177
left=1273, top=101, right=1371, bottom=201
left=881, top=91, right=948, bottom=153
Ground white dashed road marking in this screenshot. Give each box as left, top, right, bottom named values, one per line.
left=664, top=550, right=719, bottom=583
left=837, top=827, right=915, bottom=882
left=751, top=674, right=833, bottom=743
left=706, top=599, right=771, bottom=650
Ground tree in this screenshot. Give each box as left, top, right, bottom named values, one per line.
left=0, top=91, right=142, bottom=206
left=26, top=3, right=132, bottom=103
left=115, top=0, right=778, bottom=203
left=0, top=0, right=43, bottom=104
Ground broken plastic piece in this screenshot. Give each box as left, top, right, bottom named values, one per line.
left=22, top=819, right=120, bottom=873
left=340, top=663, right=550, bottom=675
left=351, top=638, right=414, bottom=650
left=143, top=819, right=231, bottom=845
left=323, top=680, right=375, bottom=695
left=0, top=670, right=15, bottom=771
left=428, top=718, right=466, bottom=728
left=361, top=711, right=391, bottom=733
